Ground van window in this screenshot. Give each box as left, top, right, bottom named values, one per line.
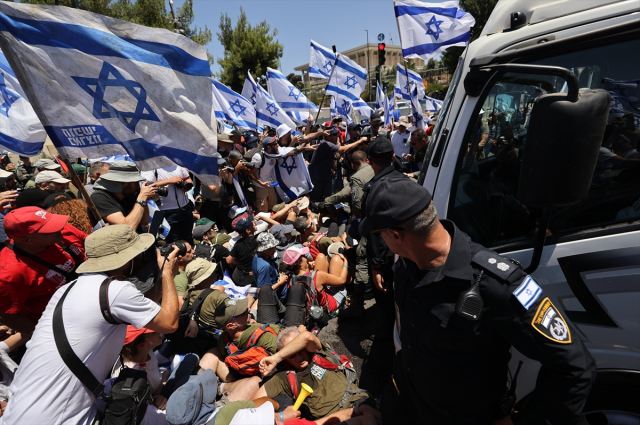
left=450, top=38, right=640, bottom=249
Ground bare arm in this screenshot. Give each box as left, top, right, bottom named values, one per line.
left=104, top=183, right=156, bottom=230
left=258, top=331, right=322, bottom=377
left=258, top=214, right=279, bottom=229
left=2, top=332, right=28, bottom=351
left=143, top=248, right=181, bottom=334
left=316, top=254, right=349, bottom=289
left=337, top=137, right=366, bottom=154
left=270, top=200, right=298, bottom=222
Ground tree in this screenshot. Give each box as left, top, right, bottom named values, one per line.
left=21, top=0, right=213, bottom=65
left=216, top=7, right=283, bottom=92
left=440, top=0, right=499, bottom=74
left=426, top=58, right=440, bottom=70
left=286, top=73, right=304, bottom=90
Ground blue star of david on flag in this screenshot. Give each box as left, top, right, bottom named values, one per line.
left=425, top=15, right=445, bottom=40
left=344, top=75, right=357, bottom=90
left=266, top=102, right=280, bottom=116
left=323, top=60, right=333, bottom=73
left=72, top=62, right=160, bottom=133
left=280, top=156, right=298, bottom=175
left=229, top=99, right=247, bottom=118
left=0, top=73, right=20, bottom=118
left=288, top=86, right=302, bottom=101
left=413, top=111, right=422, bottom=123
left=250, top=93, right=257, bottom=105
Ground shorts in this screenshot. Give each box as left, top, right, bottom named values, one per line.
left=255, top=186, right=277, bottom=213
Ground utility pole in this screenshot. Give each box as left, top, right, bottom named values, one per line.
left=365, top=30, right=371, bottom=102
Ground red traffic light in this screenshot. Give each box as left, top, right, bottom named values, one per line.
left=378, top=43, right=386, bottom=51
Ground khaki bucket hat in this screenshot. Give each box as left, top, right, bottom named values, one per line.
left=76, top=225, right=155, bottom=274
left=185, top=257, right=217, bottom=288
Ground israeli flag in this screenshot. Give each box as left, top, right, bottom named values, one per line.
left=410, top=83, right=426, bottom=130
left=309, top=40, right=336, bottom=80
left=330, top=96, right=337, bottom=119
left=394, top=0, right=476, bottom=60
left=147, top=199, right=171, bottom=239
left=384, top=94, right=393, bottom=126
left=514, top=275, right=542, bottom=310
left=375, top=82, right=385, bottom=110
left=333, top=96, right=354, bottom=125
left=352, top=99, right=374, bottom=118
left=266, top=67, right=318, bottom=124
left=424, top=95, right=443, bottom=113
left=241, top=71, right=296, bottom=129
left=0, top=3, right=219, bottom=184
left=326, top=54, right=367, bottom=103
left=264, top=147, right=313, bottom=203
left=211, top=78, right=259, bottom=131
left=395, top=64, right=425, bottom=101
left=232, top=174, right=248, bottom=207
left=0, top=48, right=46, bottom=156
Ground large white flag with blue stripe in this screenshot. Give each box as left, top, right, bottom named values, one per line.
left=266, top=67, right=318, bottom=124
left=332, top=96, right=354, bottom=125
left=424, top=95, right=443, bottom=113
left=375, top=82, right=385, bottom=110
left=326, top=54, right=367, bottom=103
left=211, top=78, right=259, bottom=131
left=0, top=48, right=46, bottom=156
left=241, top=71, right=296, bottom=130
left=309, top=40, right=336, bottom=80
left=263, top=147, right=313, bottom=203
left=352, top=98, right=374, bottom=118
left=0, top=3, right=219, bottom=184
left=395, top=64, right=424, bottom=101
left=394, top=0, right=475, bottom=60
left=410, top=83, right=426, bottom=130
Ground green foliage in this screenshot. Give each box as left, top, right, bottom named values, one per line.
left=286, top=73, right=304, bottom=90
left=426, top=58, right=440, bottom=70
left=441, top=0, right=499, bottom=74
left=216, top=7, right=283, bottom=92
left=20, top=0, right=212, bottom=65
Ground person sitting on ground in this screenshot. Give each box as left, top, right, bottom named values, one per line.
left=258, top=246, right=349, bottom=329
left=201, top=303, right=280, bottom=386
left=270, top=223, right=298, bottom=265
left=90, top=160, right=157, bottom=232
left=227, top=213, right=259, bottom=287
left=0, top=207, right=87, bottom=334
left=253, top=232, right=288, bottom=323
left=0, top=225, right=181, bottom=424
left=270, top=199, right=299, bottom=224
left=169, top=241, right=195, bottom=307
left=293, top=215, right=318, bottom=246
left=254, top=327, right=381, bottom=424
left=46, top=195, right=93, bottom=234
left=35, top=170, right=72, bottom=195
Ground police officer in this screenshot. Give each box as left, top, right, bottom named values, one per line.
left=361, top=112, right=389, bottom=141
left=359, top=176, right=596, bottom=425
left=359, top=136, right=408, bottom=331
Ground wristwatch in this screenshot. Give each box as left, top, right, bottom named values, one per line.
left=135, top=200, right=147, bottom=207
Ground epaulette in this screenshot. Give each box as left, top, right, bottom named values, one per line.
left=471, top=250, right=520, bottom=281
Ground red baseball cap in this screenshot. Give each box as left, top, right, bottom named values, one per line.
left=3, top=207, right=69, bottom=240
left=124, top=325, right=154, bottom=346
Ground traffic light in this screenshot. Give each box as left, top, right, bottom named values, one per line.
left=378, top=43, right=386, bottom=66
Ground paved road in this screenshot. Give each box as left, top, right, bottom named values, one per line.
left=316, top=294, right=396, bottom=399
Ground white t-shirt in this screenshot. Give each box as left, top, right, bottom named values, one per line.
left=0, top=342, right=18, bottom=402
left=251, top=152, right=277, bottom=187
left=390, top=129, right=412, bottom=158
left=0, top=273, right=161, bottom=425
left=141, top=166, right=190, bottom=210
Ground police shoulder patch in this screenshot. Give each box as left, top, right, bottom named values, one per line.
left=471, top=250, right=518, bottom=280
left=531, top=297, right=572, bottom=344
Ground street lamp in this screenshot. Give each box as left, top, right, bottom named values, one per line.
left=365, top=30, right=371, bottom=101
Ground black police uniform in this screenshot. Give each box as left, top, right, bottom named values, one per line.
left=384, top=220, right=596, bottom=425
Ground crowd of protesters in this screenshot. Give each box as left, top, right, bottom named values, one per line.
left=0, top=111, right=435, bottom=425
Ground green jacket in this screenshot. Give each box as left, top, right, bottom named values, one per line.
left=324, top=163, right=374, bottom=217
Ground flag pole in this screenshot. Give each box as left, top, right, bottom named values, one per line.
left=314, top=45, right=339, bottom=124
left=63, top=158, right=102, bottom=222
left=254, top=74, right=260, bottom=133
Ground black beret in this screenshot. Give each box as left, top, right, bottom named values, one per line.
left=359, top=175, right=432, bottom=236
left=366, top=135, right=394, bottom=159
left=15, top=188, right=50, bottom=209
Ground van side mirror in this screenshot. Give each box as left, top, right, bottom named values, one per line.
left=518, top=89, right=611, bottom=207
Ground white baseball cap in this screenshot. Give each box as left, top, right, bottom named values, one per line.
left=34, top=170, right=71, bottom=185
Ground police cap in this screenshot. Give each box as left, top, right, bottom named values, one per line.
left=359, top=175, right=432, bottom=236
left=366, top=135, right=394, bottom=159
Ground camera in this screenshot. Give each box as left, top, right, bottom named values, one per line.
left=146, top=181, right=168, bottom=197
left=223, top=166, right=235, bottom=173
left=158, top=241, right=188, bottom=257
left=241, top=160, right=255, bottom=169
left=176, top=180, right=194, bottom=191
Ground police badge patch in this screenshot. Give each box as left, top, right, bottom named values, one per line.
left=531, top=298, right=572, bottom=344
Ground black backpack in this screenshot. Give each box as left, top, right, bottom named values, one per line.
left=244, top=147, right=265, bottom=168
left=53, top=278, right=151, bottom=425
left=103, top=365, right=151, bottom=425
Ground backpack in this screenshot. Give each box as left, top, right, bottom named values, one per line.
left=179, top=288, right=214, bottom=330
left=52, top=278, right=151, bottom=425
left=223, top=324, right=279, bottom=375
left=286, top=342, right=364, bottom=409
left=103, top=366, right=151, bottom=425
left=244, top=147, right=265, bottom=168
left=290, top=273, right=319, bottom=327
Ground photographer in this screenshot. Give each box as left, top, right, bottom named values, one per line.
left=90, top=160, right=157, bottom=232
left=141, top=165, right=194, bottom=242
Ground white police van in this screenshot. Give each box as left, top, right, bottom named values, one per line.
left=417, top=0, right=640, bottom=420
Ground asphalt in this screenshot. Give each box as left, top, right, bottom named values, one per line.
left=316, top=293, right=396, bottom=399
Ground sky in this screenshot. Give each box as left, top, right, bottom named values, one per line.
left=171, top=0, right=438, bottom=76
